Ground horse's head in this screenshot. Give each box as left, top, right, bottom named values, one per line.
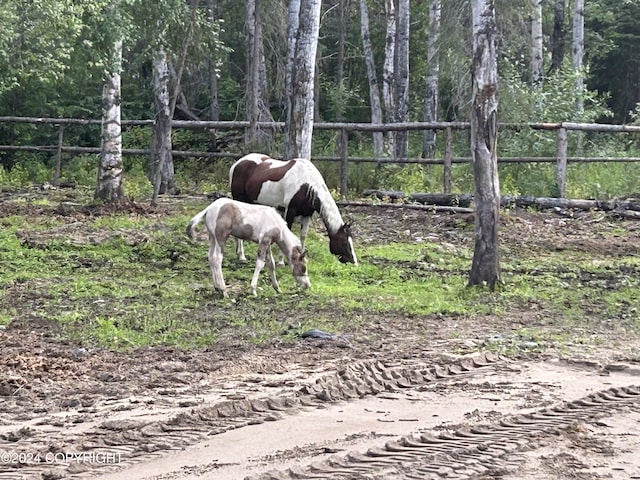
left=330, top=224, right=358, bottom=265
left=290, top=246, right=311, bottom=289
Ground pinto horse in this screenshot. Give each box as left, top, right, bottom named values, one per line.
left=229, top=153, right=358, bottom=265
left=186, top=198, right=311, bottom=297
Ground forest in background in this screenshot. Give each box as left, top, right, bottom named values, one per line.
left=0, top=0, right=639, bottom=199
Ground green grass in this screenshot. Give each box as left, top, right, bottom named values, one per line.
left=1, top=191, right=638, bottom=352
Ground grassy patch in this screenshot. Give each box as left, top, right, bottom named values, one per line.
left=1, top=191, right=638, bottom=353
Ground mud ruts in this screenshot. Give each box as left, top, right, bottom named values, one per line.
left=249, top=385, right=640, bottom=480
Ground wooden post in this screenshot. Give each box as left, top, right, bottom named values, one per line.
left=339, top=128, right=349, bottom=198
left=53, top=124, right=64, bottom=187
left=555, top=126, right=568, bottom=197
left=443, top=126, right=453, bottom=193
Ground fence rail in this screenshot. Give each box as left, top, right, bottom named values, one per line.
left=1, top=116, right=639, bottom=197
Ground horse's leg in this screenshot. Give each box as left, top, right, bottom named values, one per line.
left=300, top=216, right=310, bottom=251
left=235, top=238, right=247, bottom=262
left=209, top=237, right=227, bottom=297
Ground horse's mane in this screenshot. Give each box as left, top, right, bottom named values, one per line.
left=295, top=159, right=344, bottom=234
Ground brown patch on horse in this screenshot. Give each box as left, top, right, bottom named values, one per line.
left=215, top=203, right=254, bottom=240
left=285, top=183, right=320, bottom=227
left=231, top=159, right=296, bottom=203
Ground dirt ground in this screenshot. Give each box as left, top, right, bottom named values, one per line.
left=1, top=197, right=640, bottom=480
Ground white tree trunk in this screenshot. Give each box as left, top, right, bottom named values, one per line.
left=469, top=0, right=501, bottom=289
left=284, top=0, right=301, bottom=157
left=393, top=0, right=410, bottom=160
left=95, top=39, right=125, bottom=203
left=422, top=0, right=441, bottom=159
left=531, top=0, right=543, bottom=86
left=572, top=0, right=584, bottom=115
left=382, top=0, right=396, bottom=156
left=283, top=0, right=322, bottom=160
left=246, top=0, right=260, bottom=146
left=207, top=0, right=221, bottom=121
left=359, top=0, right=383, bottom=157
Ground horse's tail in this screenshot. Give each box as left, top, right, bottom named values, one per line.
left=186, top=207, right=208, bottom=240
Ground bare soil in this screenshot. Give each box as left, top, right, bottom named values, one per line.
left=1, top=195, right=640, bottom=480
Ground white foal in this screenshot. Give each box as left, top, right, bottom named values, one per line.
left=186, top=198, right=310, bottom=297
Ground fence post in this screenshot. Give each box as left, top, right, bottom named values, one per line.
left=555, top=126, right=568, bottom=197
left=339, top=128, right=349, bottom=198
left=53, top=124, right=65, bottom=186
left=443, top=127, right=453, bottom=193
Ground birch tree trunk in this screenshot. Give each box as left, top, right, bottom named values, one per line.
left=95, top=39, right=125, bottom=203
left=207, top=0, right=221, bottom=122
left=550, top=0, right=565, bottom=73
left=393, top=0, right=410, bottom=160
left=283, top=0, right=322, bottom=160
left=531, top=0, right=543, bottom=86
left=422, top=0, right=441, bottom=159
left=468, top=0, right=501, bottom=290
left=572, top=0, right=584, bottom=115
left=382, top=0, right=396, bottom=156
left=359, top=0, right=383, bottom=157
left=246, top=0, right=260, bottom=146
left=284, top=0, right=301, bottom=156
left=148, top=47, right=177, bottom=196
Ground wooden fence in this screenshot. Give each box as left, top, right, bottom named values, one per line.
left=1, top=116, right=639, bottom=197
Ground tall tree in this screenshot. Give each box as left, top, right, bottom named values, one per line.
left=149, top=45, right=177, bottom=196
left=96, top=38, right=126, bottom=203
left=382, top=0, right=396, bottom=155
left=422, top=0, right=441, bottom=159
left=572, top=0, right=584, bottom=115
left=245, top=0, right=273, bottom=148
left=468, top=0, right=500, bottom=289
left=283, top=0, right=322, bottom=160
left=359, top=0, right=384, bottom=157
left=393, top=0, right=410, bottom=160
left=531, top=0, right=543, bottom=85
left=550, top=0, right=565, bottom=73
left=207, top=0, right=222, bottom=121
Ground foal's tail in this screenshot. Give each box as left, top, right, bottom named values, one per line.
left=186, top=207, right=208, bottom=240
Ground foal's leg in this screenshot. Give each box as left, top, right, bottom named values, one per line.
left=208, top=237, right=227, bottom=297
left=250, top=240, right=279, bottom=296
left=266, top=246, right=280, bottom=293
left=235, top=238, right=247, bottom=262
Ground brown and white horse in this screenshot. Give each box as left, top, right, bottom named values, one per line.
left=229, top=153, right=358, bottom=265
left=186, top=198, right=310, bottom=297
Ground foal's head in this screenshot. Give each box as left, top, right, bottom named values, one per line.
left=290, top=246, right=311, bottom=289
left=329, top=224, right=358, bottom=265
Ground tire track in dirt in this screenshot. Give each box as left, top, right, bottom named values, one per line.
left=248, top=385, right=640, bottom=480
left=0, top=353, right=501, bottom=479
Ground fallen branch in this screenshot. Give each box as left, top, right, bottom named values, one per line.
left=361, top=190, right=640, bottom=216
left=339, top=200, right=473, bottom=214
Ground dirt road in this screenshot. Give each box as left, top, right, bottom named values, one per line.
left=1, top=326, right=639, bottom=480
left=1, top=198, right=639, bottom=479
